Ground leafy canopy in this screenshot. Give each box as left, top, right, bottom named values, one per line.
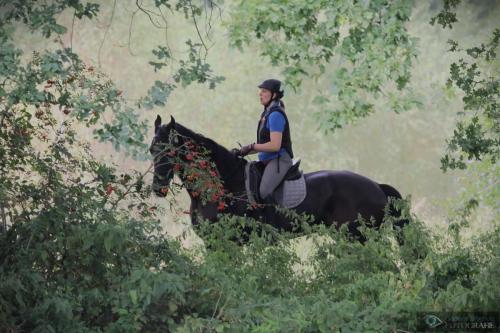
left=429, top=1, right=499, bottom=171
left=226, top=0, right=420, bottom=131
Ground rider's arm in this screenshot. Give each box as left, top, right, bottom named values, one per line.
left=253, top=111, right=285, bottom=153
left=254, top=132, right=282, bottom=152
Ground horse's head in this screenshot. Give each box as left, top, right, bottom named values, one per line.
left=149, top=115, right=180, bottom=197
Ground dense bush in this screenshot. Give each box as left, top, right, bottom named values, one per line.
left=1, top=170, right=498, bottom=332
left=0, top=71, right=497, bottom=331
left=0, top=55, right=497, bottom=330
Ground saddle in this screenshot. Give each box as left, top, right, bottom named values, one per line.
left=244, top=159, right=307, bottom=208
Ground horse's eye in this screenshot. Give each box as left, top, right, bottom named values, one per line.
left=150, top=140, right=162, bottom=155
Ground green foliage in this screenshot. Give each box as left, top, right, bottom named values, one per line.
left=0, top=22, right=149, bottom=160
left=1, top=94, right=498, bottom=332
left=0, top=80, right=185, bottom=331
left=444, top=158, right=499, bottom=239
left=2, top=88, right=496, bottom=331
left=0, top=0, right=99, bottom=37
left=1, top=0, right=226, bottom=160
left=142, top=39, right=225, bottom=110
left=429, top=0, right=461, bottom=28
left=94, top=104, right=150, bottom=159
left=173, top=40, right=225, bottom=89
left=138, top=80, right=176, bottom=111
left=430, top=0, right=499, bottom=171
left=225, top=0, right=420, bottom=131
left=149, top=46, right=172, bottom=72
left=439, top=29, right=499, bottom=171
left=1, top=1, right=499, bottom=331
left=139, top=2, right=226, bottom=110
left=2, top=170, right=498, bottom=332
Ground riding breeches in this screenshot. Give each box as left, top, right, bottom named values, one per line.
left=259, top=152, right=293, bottom=200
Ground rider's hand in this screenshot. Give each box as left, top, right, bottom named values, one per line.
left=230, top=148, right=242, bottom=157
left=239, top=143, right=255, bottom=157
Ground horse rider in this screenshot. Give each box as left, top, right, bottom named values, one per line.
left=236, top=79, right=294, bottom=204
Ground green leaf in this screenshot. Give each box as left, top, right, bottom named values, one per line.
left=104, top=233, right=113, bottom=253
left=130, top=290, right=138, bottom=305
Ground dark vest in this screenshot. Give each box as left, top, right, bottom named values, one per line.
left=256, top=101, right=294, bottom=159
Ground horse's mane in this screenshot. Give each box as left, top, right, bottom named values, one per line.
left=168, top=122, right=228, bottom=154
left=164, top=122, right=246, bottom=181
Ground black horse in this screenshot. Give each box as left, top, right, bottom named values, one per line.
left=150, top=115, right=407, bottom=242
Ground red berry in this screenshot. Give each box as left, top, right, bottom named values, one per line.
left=249, top=202, right=263, bottom=210
left=105, top=184, right=114, bottom=195
left=217, top=201, right=226, bottom=211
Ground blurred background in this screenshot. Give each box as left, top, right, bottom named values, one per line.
left=12, top=0, right=499, bottom=245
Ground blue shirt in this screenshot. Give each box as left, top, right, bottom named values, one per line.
left=258, top=111, right=287, bottom=161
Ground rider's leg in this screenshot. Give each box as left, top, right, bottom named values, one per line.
left=259, top=152, right=293, bottom=202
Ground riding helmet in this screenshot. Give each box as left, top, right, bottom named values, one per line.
left=258, top=79, right=284, bottom=99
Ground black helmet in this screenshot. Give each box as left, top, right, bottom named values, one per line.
left=258, top=79, right=284, bottom=99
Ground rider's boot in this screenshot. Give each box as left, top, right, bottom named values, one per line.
left=261, top=194, right=277, bottom=206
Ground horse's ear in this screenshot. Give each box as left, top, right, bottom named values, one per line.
left=154, top=115, right=161, bottom=132
left=170, top=115, right=176, bottom=126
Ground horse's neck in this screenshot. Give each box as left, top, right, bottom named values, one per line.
left=175, top=125, right=247, bottom=193
left=183, top=147, right=246, bottom=217
left=211, top=152, right=247, bottom=193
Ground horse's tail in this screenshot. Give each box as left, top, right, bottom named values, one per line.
left=379, top=183, right=402, bottom=200
left=378, top=183, right=408, bottom=245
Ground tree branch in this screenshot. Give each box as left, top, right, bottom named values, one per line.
left=70, top=10, right=76, bottom=52
left=109, top=162, right=154, bottom=210
left=127, top=6, right=139, bottom=56
left=135, top=0, right=164, bottom=29
left=158, top=4, right=174, bottom=62
left=188, top=0, right=208, bottom=60
left=98, top=0, right=117, bottom=68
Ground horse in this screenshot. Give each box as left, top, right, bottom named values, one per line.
left=149, top=115, right=408, bottom=243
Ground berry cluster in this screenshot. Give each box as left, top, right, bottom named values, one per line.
left=162, top=136, right=228, bottom=212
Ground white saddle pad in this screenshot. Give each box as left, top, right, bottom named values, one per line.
left=244, top=162, right=307, bottom=209
left=274, top=174, right=307, bottom=208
